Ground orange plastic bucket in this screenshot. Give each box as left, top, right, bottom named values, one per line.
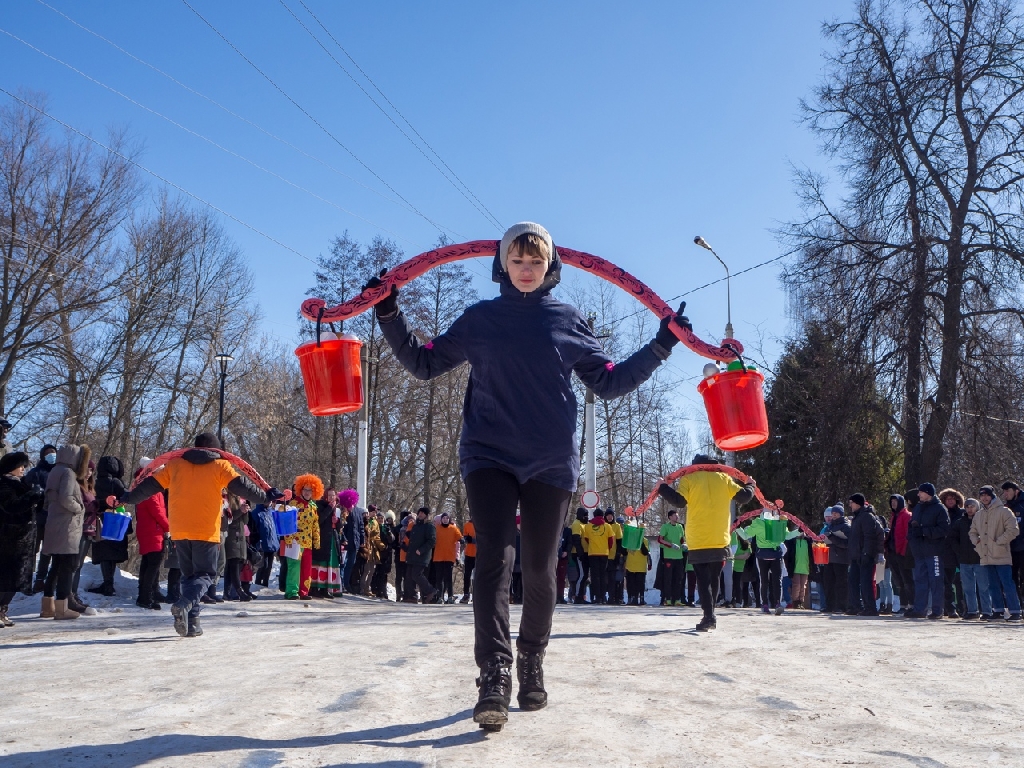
left=696, top=368, right=769, bottom=451
left=295, top=334, right=363, bottom=416
left=812, top=542, right=830, bottom=565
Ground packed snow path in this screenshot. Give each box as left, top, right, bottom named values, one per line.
left=2, top=587, right=1022, bottom=767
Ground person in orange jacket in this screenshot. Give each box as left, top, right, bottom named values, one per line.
left=461, top=518, right=477, bottom=604
left=433, top=512, right=463, bottom=604
left=119, top=433, right=281, bottom=637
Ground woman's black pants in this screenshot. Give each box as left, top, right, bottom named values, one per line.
left=43, top=553, right=76, bottom=599
left=758, top=557, right=782, bottom=608
left=138, top=551, right=164, bottom=603
left=465, top=468, right=570, bottom=667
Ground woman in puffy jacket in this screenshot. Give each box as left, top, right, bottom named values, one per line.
left=89, top=456, right=132, bottom=596
left=0, top=452, right=43, bottom=626
left=41, top=445, right=91, bottom=620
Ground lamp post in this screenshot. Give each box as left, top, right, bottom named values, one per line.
left=214, top=353, right=233, bottom=444
left=693, top=236, right=733, bottom=340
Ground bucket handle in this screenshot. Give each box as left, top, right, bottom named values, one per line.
left=315, top=306, right=325, bottom=348
left=723, top=342, right=747, bottom=373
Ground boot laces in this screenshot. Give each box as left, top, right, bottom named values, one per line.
left=476, top=660, right=511, bottom=696
left=517, top=651, right=545, bottom=687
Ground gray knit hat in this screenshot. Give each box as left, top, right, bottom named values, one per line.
left=498, top=222, right=554, bottom=272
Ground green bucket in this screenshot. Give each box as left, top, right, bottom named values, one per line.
left=763, top=518, right=787, bottom=544
left=622, top=523, right=644, bottom=551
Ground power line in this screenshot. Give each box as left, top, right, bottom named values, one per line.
left=32, top=0, right=428, bottom=224
left=0, top=88, right=317, bottom=265
left=286, top=0, right=504, bottom=232
left=0, top=26, right=418, bottom=247
left=179, top=0, right=462, bottom=240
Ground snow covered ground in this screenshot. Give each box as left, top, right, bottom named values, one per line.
left=2, top=568, right=1023, bottom=768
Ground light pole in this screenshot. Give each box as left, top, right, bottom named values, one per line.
left=693, top=236, right=733, bottom=340
left=214, top=353, right=233, bottom=444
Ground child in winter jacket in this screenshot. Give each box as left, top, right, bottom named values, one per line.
left=371, top=222, right=688, bottom=727
left=133, top=463, right=169, bottom=610
left=282, top=474, right=323, bottom=599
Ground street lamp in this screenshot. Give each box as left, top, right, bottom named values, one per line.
left=693, top=236, right=733, bottom=340
left=214, top=353, right=233, bottom=444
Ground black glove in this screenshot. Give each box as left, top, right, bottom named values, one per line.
left=266, top=487, right=284, bottom=503
left=362, top=268, right=399, bottom=319
left=654, top=302, right=691, bottom=350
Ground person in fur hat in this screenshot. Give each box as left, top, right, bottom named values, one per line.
left=282, top=473, right=323, bottom=600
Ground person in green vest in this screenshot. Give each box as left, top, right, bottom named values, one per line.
left=788, top=526, right=811, bottom=609
left=727, top=530, right=750, bottom=607
left=658, top=509, right=685, bottom=606
left=738, top=511, right=801, bottom=615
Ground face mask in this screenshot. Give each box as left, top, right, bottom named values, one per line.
left=44, top=453, right=56, bottom=465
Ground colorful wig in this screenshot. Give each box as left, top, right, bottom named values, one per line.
left=337, top=488, right=359, bottom=509
left=293, top=473, right=325, bottom=501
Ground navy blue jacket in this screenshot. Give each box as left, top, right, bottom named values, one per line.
left=343, top=506, right=366, bottom=549
left=249, top=504, right=280, bottom=554
left=1007, top=496, right=1024, bottom=553
left=379, top=251, right=668, bottom=491
left=825, top=517, right=852, bottom=565
left=909, top=497, right=950, bottom=558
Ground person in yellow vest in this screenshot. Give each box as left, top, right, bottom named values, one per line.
left=624, top=531, right=651, bottom=605
left=658, top=454, right=755, bottom=632
left=581, top=511, right=614, bottom=604
left=603, top=509, right=624, bottom=604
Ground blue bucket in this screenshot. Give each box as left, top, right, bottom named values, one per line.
left=273, top=508, right=298, bottom=537
left=100, top=512, right=131, bottom=541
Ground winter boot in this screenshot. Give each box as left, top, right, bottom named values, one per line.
left=696, top=616, right=717, bottom=632
left=474, top=658, right=512, bottom=731
left=186, top=616, right=203, bottom=637
left=39, top=596, right=55, bottom=618
left=68, top=594, right=95, bottom=615
left=54, top=599, right=80, bottom=620
left=516, top=650, right=547, bottom=711
left=31, top=577, right=44, bottom=595
left=0, top=606, right=13, bottom=626
left=170, top=603, right=188, bottom=637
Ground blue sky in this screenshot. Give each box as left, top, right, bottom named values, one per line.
left=3, top=0, right=850, bottom=418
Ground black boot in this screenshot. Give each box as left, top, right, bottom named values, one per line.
left=474, top=658, right=512, bottom=731
left=187, top=615, right=203, bottom=637
left=516, top=650, right=547, bottom=711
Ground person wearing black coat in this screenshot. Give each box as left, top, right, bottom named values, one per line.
left=938, top=488, right=966, bottom=617
left=89, top=456, right=132, bottom=596
left=0, top=452, right=42, bottom=626
left=846, top=494, right=885, bottom=616
left=907, top=482, right=950, bottom=619
left=403, top=507, right=438, bottom=603
left=25, top=444, right=56, bottom=593
left=341, top=504, right=366, bottom=593
left=822, top=505, right=851, bottom=613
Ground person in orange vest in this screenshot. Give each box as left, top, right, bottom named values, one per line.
left=461, top=518, right=477, bottom=604
left=433, top=512, right=463, bottom=604
left=118, top=433, right=281, bottom=637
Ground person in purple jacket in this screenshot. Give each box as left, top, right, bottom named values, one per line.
left=367, top=222, right=689, bottom=731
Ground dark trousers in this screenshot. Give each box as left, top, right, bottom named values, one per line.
left=434, top=561, right=455, bottom=602
left=588, top=555, right=608, bottom=603
left=371, top=562, right=390, bottom=598
left=176, top=540, right=220, bottom=619
left=912, top=553, right=944, bottom=615
left=606, top=558, right=620, bottom=603
left=254, top=552, right=275, bottom=586
left=0, top=590, right=14, bottom=608
left=686, top=570, right=697, bottom=604
left=662, top=558, right=685, bottom=603
left=34, top=519, right=50, bottom=581
left=225, top=557, right=244, bottom=599
left=71, top=536, right=91, bottom=595
left=943, top=565, right=964, bottom=615
left=757, top=558, right=782, bottom=608
left=404, top=562, right=434, bottom=602
left=138, top=551, right=164, bottom=604
left=693, top=560, right=724, bottom=620
left=822, top=563, right=848, bottom=612
left=575, top=553, right=591, bottom=603
left=463, top=555, right=475, bottom=596
left=555, top=556, right=567, bottom=601
left=890, top=555, right=915, bottom=609
left=167, top=568, right=181, bottom=602
left=395, top=560, right=407, bottom=599
left=626, top=571, right=645, bottom=601
left=43, top=553, right=76, bottom=599
left=848, top=556, right=877, bottom=613
left=278, top=555, right=288, bottom=592
left=465, top=468, right=570, bottom=667
left=1012, top=550, right=1024, bottom=600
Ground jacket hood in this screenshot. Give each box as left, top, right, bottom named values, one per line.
left=182, top=448, right=221, bottom=465
left=38, top=444, right=56, bottom=462
left=491, top=242, right=562, bottom=299
left=97, top=455, right=124, bottom=479
left=889, top=494, right=905, bottom=511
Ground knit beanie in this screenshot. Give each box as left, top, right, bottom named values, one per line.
left=848, top=493, right=866, bottom=506
left=918, top=482, right=936, bottom=497
left=830, top=504, right=845, bottom=517
left=979, top=485, right=995, bottom=498
left=498, top=222, right=553, bottom=273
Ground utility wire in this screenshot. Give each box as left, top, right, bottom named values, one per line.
left=0, top=27, right=418, bottom=247
left=0, top=88, right=316, bottom=265
left=180, top=0, right=461, bottom=240
left=32, top=0, right=425, bottom=223
left=287, top=0, right=503, bottom=232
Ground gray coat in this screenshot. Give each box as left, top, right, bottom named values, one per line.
left=42, top=445, right=87, bottom=555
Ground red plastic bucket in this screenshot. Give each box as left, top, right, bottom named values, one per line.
left=812, top=542, right=830, bottom=565
left=295, top=335, right=363, bottom=416
left=697, top=368, right=769, bottom=451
